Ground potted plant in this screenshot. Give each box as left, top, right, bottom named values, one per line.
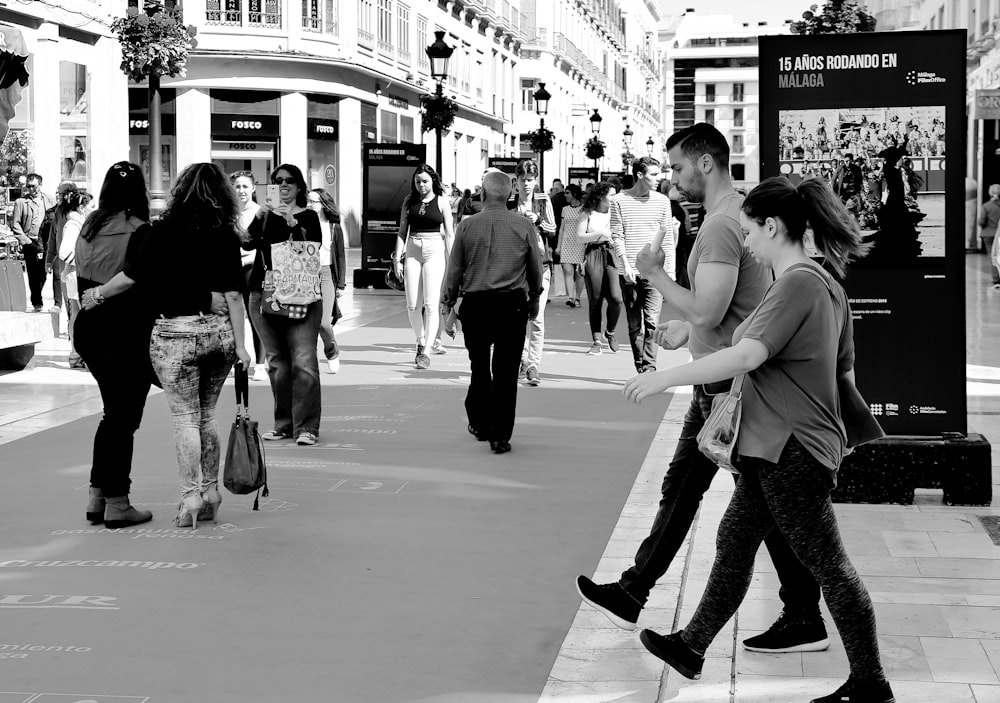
left=111, top=5, right=198, bottom=82
left=585, top=136, right=606, bottom=162
left=420, top=93, right=458, bottom=133
left=526, top=127, right=555, bottom=154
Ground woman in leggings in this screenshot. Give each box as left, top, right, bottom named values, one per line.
left=624, top=176, right=893, bottom=703
left=576, top=182, right=623, bottom=355
left=392, top=164, right=455, bottom=369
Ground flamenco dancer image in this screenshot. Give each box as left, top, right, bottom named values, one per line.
left=865, top=134, right=923, bottom=263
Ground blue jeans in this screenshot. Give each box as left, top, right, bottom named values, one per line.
left=619, top=381, right=821, bottom=616
left=150, top=315, right=236, bottom=489
left=620, top=276, right=662, bottom=372
left=249, top=292, right=322, bottom=436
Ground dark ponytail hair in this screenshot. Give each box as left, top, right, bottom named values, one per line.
left=742, top=176, right=869, bottom=278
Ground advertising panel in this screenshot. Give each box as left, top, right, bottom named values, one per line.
left=361, top=143, right=426, bottom=270
left=567, top=167, right=599, bottom=188
left=759, top=31, right=966, bottom=435
left=487, top=157, right=520, bottom=175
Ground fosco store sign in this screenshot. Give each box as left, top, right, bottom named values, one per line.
left=211, top=114, right=279, bottom=139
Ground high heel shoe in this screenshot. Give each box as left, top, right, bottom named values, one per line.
left=197, top=480, right=222, bottom=524
left=173, top=487, right=205, bottom=530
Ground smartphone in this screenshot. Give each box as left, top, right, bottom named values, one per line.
left=266, top=184, right=281, bottom=209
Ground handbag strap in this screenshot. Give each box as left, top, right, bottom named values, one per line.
left=234, top=363, right=249, bottom=415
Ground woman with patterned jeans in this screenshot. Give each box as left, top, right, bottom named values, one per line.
left=134, top=163, right=250, bottom=529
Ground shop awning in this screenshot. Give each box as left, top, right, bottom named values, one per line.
left=0, top=24, right=30, bottom=143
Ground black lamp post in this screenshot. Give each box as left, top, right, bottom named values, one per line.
left=623, top=124, right=634, bottom=170
left=533, top=81, right=551, bottom=186
left=425, top=31, right=453, bottom=177
left=646, top=136, right=655, bottom=156
left=589, top=109, right=602, bottom=170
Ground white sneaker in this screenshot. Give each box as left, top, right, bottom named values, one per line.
left=430, top=340, right=447, bottom=355
left=252, top=366, right=269, bottom=382
left=326, top=357, right=341, bottom=374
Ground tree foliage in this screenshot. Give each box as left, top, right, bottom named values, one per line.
left=790, top=0, right=877, bottom=35
left=585, top=136, right=605, bottom=161
left=111, top=7, right=198, bottom=82
left=527, top=127, right=554, bottom=154
left=420, top=93, right=457, bottom=133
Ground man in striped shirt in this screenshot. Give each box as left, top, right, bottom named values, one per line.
left=609, top=156, right=676, bottom=373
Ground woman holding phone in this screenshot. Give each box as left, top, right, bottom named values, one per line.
left=243, top=164, right=324, bottom=446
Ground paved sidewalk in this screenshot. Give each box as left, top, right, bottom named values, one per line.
left=3, top=250, right=1000, bottom=702
left=542, top=252, right=1000, bottom=702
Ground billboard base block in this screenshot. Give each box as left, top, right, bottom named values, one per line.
left=353, top=268, right=392, bottom=289
left=834, top=433, right=992, bottom=506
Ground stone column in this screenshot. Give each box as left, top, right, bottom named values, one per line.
left=338, top=97, right=363, bottom=247
left=279, top=92, right=307, bottom=168
left=175, top=88, right=211, bottom=172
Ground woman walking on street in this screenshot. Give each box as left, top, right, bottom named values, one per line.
left=626, top=176, right=893, bottom=703
left=555, top=184, right=586, bottom=310
left=244, top=164, right=324, bottom=446
left=308, top=188, right=347, bottom=374
left=577, top=182, right=622, bottom=356
left=231, top=170, right=268, bottom=381
left=75, top=162, right=155, bottom=529
left=392, top=164, right=455, bottom=368
left=130, top=163, right=251, bottom=528
left=57, top=190, right=94, bottom=369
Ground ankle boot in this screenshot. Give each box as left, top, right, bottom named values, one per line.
left=86, top=487, right=106, bottom=525
left=104, top=495, right=153, bottom=529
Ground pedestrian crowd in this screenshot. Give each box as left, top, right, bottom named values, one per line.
left=32, top=120, right=896, bottom=703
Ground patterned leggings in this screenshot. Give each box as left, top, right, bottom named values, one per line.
left=682, top=435, right=886, bottom=683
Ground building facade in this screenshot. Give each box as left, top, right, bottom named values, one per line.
left=659, top=10, right=788, bottom=190
left=515, top=0, right=660, bottom=186
left=0, top=4, right=127, bottom=209
left=134, top=0, right=528, bottom=245
left=917, top=0, right=998, bottom=204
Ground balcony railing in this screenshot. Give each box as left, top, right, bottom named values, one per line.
left=205, top=0, right=281, bottom=27
left=358, top=28, right=375, bottom=49
left=398, top=48, right=411, bottom=65
left=378, top=37, right=394, bottom=58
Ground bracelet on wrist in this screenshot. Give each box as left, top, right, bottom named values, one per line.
left=92, top=287, right=106, bottom=305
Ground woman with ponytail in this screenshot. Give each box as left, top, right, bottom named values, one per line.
left=624, top=176, right=893, bottom=703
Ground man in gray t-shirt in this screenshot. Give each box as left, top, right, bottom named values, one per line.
left=576, top=124, right=827, bottom=656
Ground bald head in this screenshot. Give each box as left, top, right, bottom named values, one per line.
left=482, top=171, right=512, bottom=202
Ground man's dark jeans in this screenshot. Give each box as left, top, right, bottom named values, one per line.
left=619, top=380, right=822, bottom=617
left=620, top=276, right=662, bottom=371
left=459, top=291, right=529, bottom=443
left=22, top=242, right=46, bottom=309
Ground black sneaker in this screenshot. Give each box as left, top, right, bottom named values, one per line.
left=810, top=677, right=895, bottom=703
left=605, top=332, right=618, bottom=353
left=639, top=629, right=704, bottom=680
left=415, top=345, right=430, bottom=370
left=518, top=360, right=528, bottom=381
left=575, top=576, right=641, bottom=631
left=742, top=611, right=830, bottom=653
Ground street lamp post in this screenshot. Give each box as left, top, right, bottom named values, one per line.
left=623, top=124, right=634, bottom=172
left=425, top=31, right=453, bottom=177
left=646, top=136, right=655, bottom=156
left=533, top=82, right=551, bottom=186
left=589, top=109, right=602, bottom=170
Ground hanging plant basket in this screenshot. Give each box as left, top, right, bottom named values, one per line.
left=622, top=151, right=635, bottom=170
left=420, top=93, right=458, bottom=133
left=527, top=127, right=554, bottom=154
left=585, top=136, right=606, bottom=161
left=111, top=7, right=198, bottom=82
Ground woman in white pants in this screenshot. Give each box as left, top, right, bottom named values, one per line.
left=308, top=188, right=347, bottom=373
left=392, top=164, right=455, bottom=369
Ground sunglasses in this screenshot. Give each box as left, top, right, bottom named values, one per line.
left=272, top=177, right=297, bottom=185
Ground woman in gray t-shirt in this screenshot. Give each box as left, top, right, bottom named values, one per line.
left=623, top=177, right=892, bottom=703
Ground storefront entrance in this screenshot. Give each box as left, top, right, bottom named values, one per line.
left=211, top=140, right=275, bottom=200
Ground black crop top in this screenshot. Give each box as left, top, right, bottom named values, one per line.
left=406, top=196, right=444, bottom=233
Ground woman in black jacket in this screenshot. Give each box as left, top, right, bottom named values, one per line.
left=75, top=162, right=155, bottom=528
left=244, top=164, right=324, bottom=446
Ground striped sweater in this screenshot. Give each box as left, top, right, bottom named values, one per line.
left=609, top=189, right=676, bottom=279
